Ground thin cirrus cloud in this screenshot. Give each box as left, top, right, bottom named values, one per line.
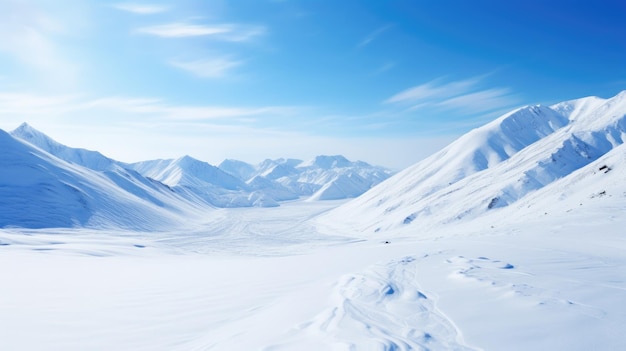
left=0, top=93, right=299, bottom=126
left=112, top=3, right=168, bottom=14
left=436, top=88, right=518, bottom=114
left=0, top=2, right=78, bottom=85
left=136, top=23, right=266, bottom=41
left=0, top=92, right=81, bottom=115
left=385, top=76, right=520, bottom=115
left=79, top=96, right=299, bottom=122
left=170, top=58, right=243, bottom=78
left=136, top=22, right=265, bottom=78
left=358, top=25, right=392, bottom=48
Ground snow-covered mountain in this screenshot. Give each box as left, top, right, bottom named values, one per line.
left=219, top=155, right=395, bottom=201
left=130, top=156, right=274, bottom=208
left=219, top=159, right=257, bottom=181
left=319, top=90, right=626, bottom=234
left=131, top=154, right=393, bottom=207
left=11, top=122, right=116, bottom=171
left=6, top=90, right=623, bottom=230
left=132, top=156, right=246, bottom=191
left=3, top=123, right=391, bottom=228
left=0, top=129, right=204, bottom=229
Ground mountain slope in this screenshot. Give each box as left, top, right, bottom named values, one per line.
left=130, top=156, right=269, bottom=207
left=0, top=130, right=203, bottom=229
left=11, top=122, right=115, bottom=171
left=251, top=155, right=394, bottom=200
left=218, top=155, right=394, bottom=202
left=132, top=156, right=246, bottom=191
left=297, top=156, right=393, bottom=200
left=246, top=176, right=299, bottom=201
left=10, top=123, right=391, bottom=211
left=219, top=159, right=257, bottom=181
left=318, top=91, right=626, bottom=234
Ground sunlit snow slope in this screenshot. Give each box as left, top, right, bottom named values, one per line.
left=1, top=129, right=204, bottom=229
left=319, top=91, right=626, bottom=234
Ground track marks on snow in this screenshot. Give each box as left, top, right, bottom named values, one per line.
left=445, top=255, right=605, bottom=319
left=268, top=256, right=476, bottom=350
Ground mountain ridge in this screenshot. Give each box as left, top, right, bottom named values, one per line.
left=2, top=123, right=392, bottom=228
left=0, top=128, right=205, bottom=229
left=4, top=91, right=625, bottom=230
left=316, top=90, right=626, bottom=234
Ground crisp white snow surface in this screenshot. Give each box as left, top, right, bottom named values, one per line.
left=1, top=196, right=625, bottom=350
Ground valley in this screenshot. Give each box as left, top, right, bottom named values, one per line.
left=2, top=91, right=626, bottom=350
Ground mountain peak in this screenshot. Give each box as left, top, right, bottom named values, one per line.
left=11, top=122, right=63, bottom=152
left=301, top=155, right=351, bottom=169
left=11, top=122, right=116, bottom=171
left=174, top=155, right=207, bottom=169
left=218, top=159, right=256, bottom=181
left=13, top=122, right=48, bottom=139
left=176, top=154, right=197, bottom=163
left=15, top=122, right=34, bottom=130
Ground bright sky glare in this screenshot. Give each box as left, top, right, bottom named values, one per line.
left=0, top=0, right=624, bottom=169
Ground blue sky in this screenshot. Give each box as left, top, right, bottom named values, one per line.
left=0, top=0, right=624, bottom=169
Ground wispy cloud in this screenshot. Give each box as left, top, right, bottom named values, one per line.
left=0, top=1, right=78, bottom=85
left=170, top=57, right=243, bottom=78
left=137, top=23, right=229, bottom=37
left=0, top=92, right=81, bottom=115
left=385, top=76, right=520, bottom=115
left=374, top=62, right=395, bottom=75
left=137, top=23, right=266, bottom=41
left=386, top=77, right=481, bottom=104
left=83, top=97, right=296, bottom=121
left=437, top=88, right=518, bottom=114
left=358, top=25, right=392, bottom=48
left=0, top=91, right=447, bottom=168
left=0, top=92, right=298, bottom=123
left=112, top=3, right=168, bottom=14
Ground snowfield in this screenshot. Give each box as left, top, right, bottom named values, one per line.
left=1, top=197, right=625, bottom=350
left=2, top=91, right=626, bottom=350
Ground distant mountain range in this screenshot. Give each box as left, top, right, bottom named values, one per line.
left=2, top=123, right=393, bottom=228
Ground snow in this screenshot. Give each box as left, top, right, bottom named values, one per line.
left=130, top=155, right=391, bottom=206
left=318, top=90, right=626, bottom=233
left=0, top=129, right=204, bottom=229
left=132, top=155, right=246, bottom=191
left=11, top=123, right=392, bottom=210
left=1, top=197, right=625, bottom=350
left=11, top=122, right=116, bottom=171
left=246, top=176, right=299, bottom=202
left=2, top=91, right=626, bottom=350
left=218, top=159, right=257, bottom=181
